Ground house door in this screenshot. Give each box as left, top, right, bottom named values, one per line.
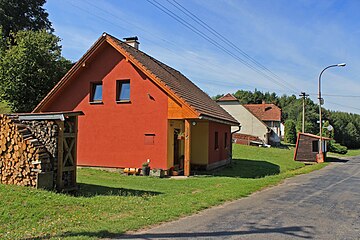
left=174, top=129, right=180, bottom=166
left=173, top=129, right=184, bottom=170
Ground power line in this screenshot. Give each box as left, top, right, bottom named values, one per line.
left=309, top=93, right=360, bottom=98
left=63, top=0, right=267, bottom=92
left=65, top=0, right=358, bottom=106
left=325, top=100, right=360, bottom=112
left=68, top=0, right=296, bottom=95
left=146, top=0, right=298, bottom=94
left=82, top=0, right=182, bottom=50
left=167, top=0, right=300, bottom=93
left=72, top=1, right=267, bottom=90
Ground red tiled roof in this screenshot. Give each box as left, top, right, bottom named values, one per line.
left=34, top=33, right=238, bottom=125
left=244, top=103, right=281, bottom=121
left=107, top=35, right=238, bottom=125
left=216, top=93, right=238, bottom=102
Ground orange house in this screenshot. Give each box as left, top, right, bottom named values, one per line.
left=33, top=33, right=239, bottom=175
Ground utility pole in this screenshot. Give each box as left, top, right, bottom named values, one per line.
left=299, top=92, right=309, bottom=133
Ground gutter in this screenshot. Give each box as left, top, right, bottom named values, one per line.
left=199, top=115, right=239, bottom=126
left=230, top=125, right=241, bottom=164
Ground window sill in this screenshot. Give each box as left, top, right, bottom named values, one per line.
left=116, top=100, right=131, bottom=104
left=89, top=101, right=103, bottom=105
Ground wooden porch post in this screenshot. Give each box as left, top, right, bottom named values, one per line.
left=184, top=119, right=191, bottom=176
left=56, top=120, right=64, bottom=190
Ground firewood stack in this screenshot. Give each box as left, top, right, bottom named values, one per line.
left=0, top=114, right=52, bottom=187
left=21, top=120, right=58, bottom=161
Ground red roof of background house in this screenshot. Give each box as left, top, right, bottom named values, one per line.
left=216, top=93, right=238, bottom=102
left=34, top=33, right=238, bottom=125
left=244, top=102, right=281, bottom=121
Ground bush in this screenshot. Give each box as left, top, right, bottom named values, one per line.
left=284, top=120, right=297, bottom=144
left=329, top=141, right=348, bottom=154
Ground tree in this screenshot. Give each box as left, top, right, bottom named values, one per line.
left=322, top=121, right=334, bottom=138
left=344, top=122, right=360, bottom=149
left=0, top=0, right=52, bottom=43
left=213, top=89, right=360, bottom=149
left=0, top=30, right=71, bottom=112
left=284, top=120, right=297, bottom=144
left=0, top=28, right=5, bottom=55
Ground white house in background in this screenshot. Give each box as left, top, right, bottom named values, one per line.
left=217, top=93, right=282, bottom=145
left=280, top=122, right=285, bottom=139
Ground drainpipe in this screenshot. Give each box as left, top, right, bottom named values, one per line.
left=230, top=125, right=241, bottom=163
left=266, top=127, right=272, bottom=146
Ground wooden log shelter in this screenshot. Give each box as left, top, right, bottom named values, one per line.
left=0, top=111, right=82, bottom=191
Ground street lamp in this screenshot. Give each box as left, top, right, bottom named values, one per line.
left=318, top=63, right=346, bottom=162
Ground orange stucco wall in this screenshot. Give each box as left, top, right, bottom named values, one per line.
left=41, top=43, right=169, bottom=169
left=208, top=121, right=231, bottom=164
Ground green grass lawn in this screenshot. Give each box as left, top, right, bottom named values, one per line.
left=0, top=101, right=11, bottom=114
left=328, top=148, right=360, bottom=158
left=0, top=144, right=327, bottom=239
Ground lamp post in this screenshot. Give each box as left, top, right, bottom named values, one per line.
left=318, top=63, right=346, bottom=162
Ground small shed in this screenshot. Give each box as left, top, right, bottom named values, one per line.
left=294, top=133, right=331, bottom=163
left=0, top=111, right=82, bottom=191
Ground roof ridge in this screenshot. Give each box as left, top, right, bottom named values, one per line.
left=107, top=35, right=212, bottom=101
left=38, top=33, right=238, bottom=125
left=108, top=36, right=233, bottom=120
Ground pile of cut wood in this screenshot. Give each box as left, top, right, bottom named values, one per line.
left=0, top=114, right=52, bottom=187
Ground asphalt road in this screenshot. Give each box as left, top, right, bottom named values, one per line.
left=121, top=156, right=360, bottom=240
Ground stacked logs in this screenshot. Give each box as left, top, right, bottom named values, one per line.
left=21, top=120, right=58, bottom=158
left=0, top=114, right=51, bottom=187
left=22, top=120, right=59, bottom=187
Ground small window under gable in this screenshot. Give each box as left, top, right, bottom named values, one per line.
left=116, top=80, right=130, bottom=102
left=90, top=82, right=103, bottom=103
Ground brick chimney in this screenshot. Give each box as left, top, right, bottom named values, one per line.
left=123, top=36, right=139, bottom=50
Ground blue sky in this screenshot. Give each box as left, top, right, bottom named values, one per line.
left=45, top=0, right=360, bottom=114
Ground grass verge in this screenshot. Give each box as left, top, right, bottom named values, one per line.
left=328, top=148, right=360, bottom=158
left=0, top=144, right=328, bottom=239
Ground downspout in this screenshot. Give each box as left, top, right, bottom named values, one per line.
left=266, top=127, right=272, bottom=145
left=230, top=125, right=241, bottom=164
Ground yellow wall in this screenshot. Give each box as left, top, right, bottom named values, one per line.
left=167, top=120, right=184, bottom=168
left=167, top=120, right=209, bottom=168
left=190, top=121, right=209, bottom=165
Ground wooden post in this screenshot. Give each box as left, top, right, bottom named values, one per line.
left=56, top=121, right=64, bottom=190
left=73, top=116, right=78, bottom=188
left=184, top=119, right=191, bottom=176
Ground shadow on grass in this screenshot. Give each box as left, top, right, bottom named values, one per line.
left=325, top=157, right=349, bottom=163
left=198, top=159, right=280, bottom=178
left=25, top=224, right=314, bottom=239
left=276, top=143, right=292, bottom=150
left=70, top=183, right=162, bottom=198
